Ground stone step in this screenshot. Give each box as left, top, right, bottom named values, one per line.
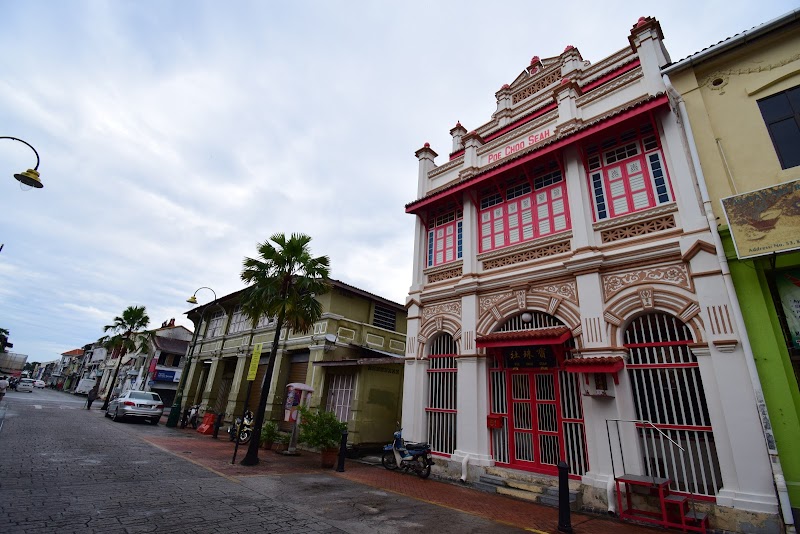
left=472, top=481, right=499, bottom=494
left=478, top=474, right=507, bottom=487
left=506, top=479, right=547, bottom=494
left=496, top=486, right=540, bottom=503
left=539, top=494, right=581, bottom=512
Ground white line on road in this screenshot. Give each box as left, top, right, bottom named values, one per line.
left=34, top=405, right=42, bottom=409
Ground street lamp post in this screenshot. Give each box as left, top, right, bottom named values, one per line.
left=165, top=287, right=218, bottom=428
left=1, top=136, right=43, bottom=188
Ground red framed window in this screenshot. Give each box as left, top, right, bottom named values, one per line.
left=427, top=208, right=463, bottom=267
left=586, top=122, right=672, bottom=220
left=479, top=161, right=570, bottom=253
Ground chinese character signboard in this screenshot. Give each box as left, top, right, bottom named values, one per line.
left=503, top=346, right=557, bottom=369
left=721, top=179, right=800, bottom=260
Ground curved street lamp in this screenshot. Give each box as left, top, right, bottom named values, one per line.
left=1, top=136, right=43, bottom=189
left=165, top=287, right=223, bottom=427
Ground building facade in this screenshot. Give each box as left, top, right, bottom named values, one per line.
left=403, top=17, right=781, bottom=532
left=664, top=9, right=800, bottom=522
left=181, top=280, right=406, bottom=448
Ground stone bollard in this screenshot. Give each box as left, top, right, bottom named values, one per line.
left=336, top=429, right=348, bottom=472
left=557, top=461, right=573, bottom=533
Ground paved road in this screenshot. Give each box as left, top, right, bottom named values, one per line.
left=0, top=389, right=529, bottom=533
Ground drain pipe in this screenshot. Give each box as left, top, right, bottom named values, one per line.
left=663, top=74, right=796, bottom=534
left=460, top=453, right=471, bottom=483
left=606, top=475, right=617, bottom=515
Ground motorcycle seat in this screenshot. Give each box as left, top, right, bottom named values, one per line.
left=405, top=442, right=429, bottom=450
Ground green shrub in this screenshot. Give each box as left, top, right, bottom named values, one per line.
left=298, top=407, right=346, bottom=450
left=260, top=421, right=279, bottom=444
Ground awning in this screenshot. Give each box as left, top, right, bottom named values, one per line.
left=476, top=326, right=572, bottom=348
left=563, top=356, right=625, bottom=375
left=313, top=357, right=405, bottom=368
left=406, top=93, right=669, bottom=215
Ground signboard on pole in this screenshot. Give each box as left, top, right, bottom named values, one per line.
left=247, top=343, right=262, bottom=381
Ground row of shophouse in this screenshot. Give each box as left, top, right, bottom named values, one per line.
left=39, top=9, right=799, bottom=534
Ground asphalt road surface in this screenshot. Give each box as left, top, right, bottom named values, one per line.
left=0, top=388, right=529, bottom=533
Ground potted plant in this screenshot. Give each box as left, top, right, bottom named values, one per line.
left=260, top=421, right=279, bottom=450
left=298, top=407, right=347, bottom=468
left=272, top=432, right=291, bottom=453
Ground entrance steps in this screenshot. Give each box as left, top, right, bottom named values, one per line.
left=476, top=467, right=582, bottom=511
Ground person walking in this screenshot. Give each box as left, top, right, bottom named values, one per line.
left=0, top=376, right=9, bottom=402
left=87, top=384, right=99, bottom=410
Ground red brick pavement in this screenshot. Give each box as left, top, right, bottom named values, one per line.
left=146, top=427, right=663, bottom=534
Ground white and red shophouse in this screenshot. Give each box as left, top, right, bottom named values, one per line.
left=402, top=17, right=781, bottom=532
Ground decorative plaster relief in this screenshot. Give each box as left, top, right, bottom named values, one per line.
left=427, top=266, right=463, bottom=283
left=515, top=290, right=527, bottom=309
left=639, top=288, right=654, bottom=309
left=513, top=70, right=561, bottom=104
left=480, top=293, right=511, bottom=313
left=337, top=327, right=356, bottom=341
left=482, top=240, right=571, bottom=270
left=706, top=305, right=734, bottom=336
left=600, top=215, right=676, bottom=243
left=602, top=263, right=691, bottom=301
left=700, top=52, right=800, bottom=96
left=422, top=301, right=462, bottom=318
left=366, top=333, right=385, bottom=347
left=530, top=281, right=578, bottom=304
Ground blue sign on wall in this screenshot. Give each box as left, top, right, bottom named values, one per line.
left=154, top=370, right=176, bottom=382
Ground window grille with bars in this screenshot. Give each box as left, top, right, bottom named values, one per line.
left=586, top=123, right=672, bottom=221
left=326, top=373, right=354, bottom=423
left=625, top=312, right=722, bottom=497
left=255, top=314, right=276, bottom=329
left=427, top=334, right=457, bottom=455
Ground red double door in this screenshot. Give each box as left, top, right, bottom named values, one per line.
left=506, top=368, right=563, bottom=475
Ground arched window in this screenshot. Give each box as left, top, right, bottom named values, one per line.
left=625, top=312, right=722, bottom=496
left=427, top=333, right=457, bottom=455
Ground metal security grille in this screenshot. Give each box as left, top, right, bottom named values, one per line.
left=372, top=305, right=396, bottom=331
left=488, top=312, right=588, bottom=476
left=427, top=334, right=457, bottom=455
left=326, top=373, right=354, bottom=423
left=625, top=313, right=722, bottom=496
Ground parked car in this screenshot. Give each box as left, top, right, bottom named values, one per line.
left=34, top=380, right=45, bottom=388
left=105, top=390, right=164, bottom=425
left=17, top=378, right=35, bottom=392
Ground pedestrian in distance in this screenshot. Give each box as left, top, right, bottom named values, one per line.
left=87, top=385, right=99, bottom=410
left=0, top=376, right=9, bottom=402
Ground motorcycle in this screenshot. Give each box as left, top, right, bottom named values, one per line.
left=228, top=409, right=255, bottom=444
left=180, top=404, right=200, bottom=429
left=382, top=429, right=434, bottom=479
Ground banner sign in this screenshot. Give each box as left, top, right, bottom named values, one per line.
left=247, top=343, right=262, bottom=381
left=503, top=346, right=556, bottom=369
left=775, top=269, right=800, bottom=350
left=154, top=370, right=175, bottom=382
left=721, top=179, right=800, bottom=260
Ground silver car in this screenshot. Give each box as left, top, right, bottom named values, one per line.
left=105, top=390, right=164, bottom=425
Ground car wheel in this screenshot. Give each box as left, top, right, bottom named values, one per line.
left=111, top=408, right=123, bottom=422
left=150, top=417, right=159, bottom=425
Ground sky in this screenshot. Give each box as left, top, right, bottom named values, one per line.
left=0, top=0, right=796, bottom=364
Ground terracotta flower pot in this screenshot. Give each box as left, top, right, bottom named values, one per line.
left=320, top=448, right=338, bottom=468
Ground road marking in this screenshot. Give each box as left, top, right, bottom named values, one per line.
left=34, top=405, right=42, bottom=409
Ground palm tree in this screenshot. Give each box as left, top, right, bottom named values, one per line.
left=239, top=233, right=330, bottom=466
left=99, top=305, right=151, bottom=411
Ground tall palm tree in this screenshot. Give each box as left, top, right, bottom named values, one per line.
left=239, top=233, right=330, bottom=466
left=99, top=305, right=151, bottom=411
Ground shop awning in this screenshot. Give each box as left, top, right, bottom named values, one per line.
left=313, top=357, right=405, bottom=368
left=476, top=326, right=572, bottom=348
left=563, top=356, right=625, bottom=375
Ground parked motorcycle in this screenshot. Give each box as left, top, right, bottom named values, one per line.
left=228, top=409, right=255, bottom=444
left=382, top=429, right=434, bottom=479
left=180, top=404, right=200, bottom=429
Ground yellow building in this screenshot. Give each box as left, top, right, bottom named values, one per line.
left=663, top=8, right=800, bottom=523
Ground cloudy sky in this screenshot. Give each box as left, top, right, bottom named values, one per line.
left=0, top=0, right=795, bottom=364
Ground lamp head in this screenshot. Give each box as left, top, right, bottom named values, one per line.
left=521, top=312, right=533, bottom=323
left=186, top=295, right=198, bottom=304
left=14, top=168, right=43, bottom=189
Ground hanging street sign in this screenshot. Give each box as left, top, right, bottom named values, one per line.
left=247, top=343, right=262, bottom=381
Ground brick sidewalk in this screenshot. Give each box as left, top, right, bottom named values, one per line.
left=146, top=426, right=662, bottom=534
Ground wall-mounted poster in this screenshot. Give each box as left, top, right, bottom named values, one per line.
left=775, top=270, right=800, bottom=350
left=721, top=179, right=800, bottom=260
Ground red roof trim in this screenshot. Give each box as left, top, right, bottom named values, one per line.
left=407, top=94, right=668, bottom=214
left=581, top=60, right=640, bottom=93
left=563, top=356, right=625, bottom=374
left=476, top=326, right=572, bottom=348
